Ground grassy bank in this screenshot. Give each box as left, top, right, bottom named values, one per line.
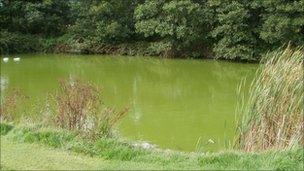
left=1, top=138, right=163, bottom=170
left=1, top=122, right=303, bottom=170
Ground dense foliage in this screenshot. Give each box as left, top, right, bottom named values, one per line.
left=0, top=0, right=303, bottom=60
left=134, top=0, right=212, bottom=57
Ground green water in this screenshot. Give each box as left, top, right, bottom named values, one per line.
left=0, top=54, right=257, bottom=152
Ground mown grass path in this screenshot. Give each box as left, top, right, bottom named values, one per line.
left=1, top=138, right=173, bottom=170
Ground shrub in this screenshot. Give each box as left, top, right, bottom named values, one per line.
left=236, top=47, right=304, bottom=151
left=0, top=30, right=42, bottom=54
left=50, top=78, right=128, bottom=139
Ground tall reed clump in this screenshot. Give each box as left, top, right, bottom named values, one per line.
left=236, top=47, right=304, bottom=151
left=49, top=78, right=128, bottom=139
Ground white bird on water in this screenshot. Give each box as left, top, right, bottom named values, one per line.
left=3, top=57, right=9, bottom=63
left=13, top=57, right=20, bottom=62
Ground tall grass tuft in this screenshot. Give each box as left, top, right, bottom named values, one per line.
left=49, top=78, right=128, bottom=139
left=236, top=47, right=304, bottom=151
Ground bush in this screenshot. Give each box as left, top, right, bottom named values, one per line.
left=0, top=30, right=42, bottom=54
left=236, top=47, right=304, bottom=151
left=49, top=78, right=128, bottom=139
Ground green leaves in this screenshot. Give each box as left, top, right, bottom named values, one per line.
left=258, top=1, right=304, bottom=46
left=70, top=0, right=136, bottom=44
left=211, top=1, right=256, bottom=60
left=0, top=0, right=71, bottom=36
left=134, top=0, right=210, bottom=57
left=0, top=0, right=302, bottom=60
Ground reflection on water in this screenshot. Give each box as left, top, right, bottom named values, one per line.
left=0, top=54, right=257, bottom=151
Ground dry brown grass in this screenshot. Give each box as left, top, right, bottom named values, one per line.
left=236, top=47, right=304, bottom=151
left=0, top=88, right=26, bottom=121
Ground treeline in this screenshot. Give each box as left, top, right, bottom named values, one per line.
left=0, top=0, right=303, bottom=61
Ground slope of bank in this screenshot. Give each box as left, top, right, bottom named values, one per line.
left=1, top=123, right=303, bottom=170
left=1, top=138, right=170, bottom=170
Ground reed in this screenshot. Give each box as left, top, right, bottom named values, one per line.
left=236, top=47, right=304, bottom=151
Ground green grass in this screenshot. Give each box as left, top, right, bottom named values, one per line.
left=1, top=123, right=303, bottom=170
left=199, top=149, right=303, bottom=170
left=0, top=123, right=13, bottom=136
left=1, top=138, right=167, bottom=170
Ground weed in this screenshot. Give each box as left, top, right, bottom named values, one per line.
left=0, top=122, right=13, bottom=135
left=50, top=78, right=128, bottom=139
left=0, top=89, right=27, bottom=121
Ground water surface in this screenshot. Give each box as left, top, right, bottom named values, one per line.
left=0, top=54, right=257, bottom=151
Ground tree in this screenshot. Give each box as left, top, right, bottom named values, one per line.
left=134, top=0, right=212, bottom=57
left=0, top=0, right=302, bottom=60
left=70, top=0, right=138, bottom=44
left=210, top=0, right=257, bottom=60
left=254, top=0, right=304, bottom=48
left=0, top=0, right=72, bottom=36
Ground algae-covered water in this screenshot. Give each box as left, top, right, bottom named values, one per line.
left=0, top=54, right=257, bottom=151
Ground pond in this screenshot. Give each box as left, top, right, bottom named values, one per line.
left=0, top=54, right=257, bottom=152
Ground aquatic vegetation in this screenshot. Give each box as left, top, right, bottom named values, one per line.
left=236, top=47, right=304, bottom=151
left=49, top=78, right=128, bottom=139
